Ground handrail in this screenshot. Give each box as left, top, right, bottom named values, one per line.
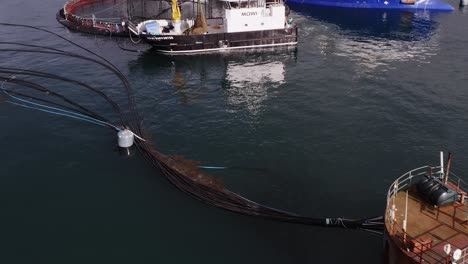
left=459, top=247, right=468, bottom=264
left=62, top=0, right=127, bottom=34
left=386, top=165, right=439, bottom=207
left=391, top=220, right=451, bottom=263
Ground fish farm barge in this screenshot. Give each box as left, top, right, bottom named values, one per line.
left=384, top=153, right=468, bottom=263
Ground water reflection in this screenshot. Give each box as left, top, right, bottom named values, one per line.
left=130, top=51, right=296, bottom=114
left=224, top=60, right=286, bottom=114
left=333, top=33, right=439, bottom=72
left=460, top=4, right=468, bottom=13
left=292, top=5, right=446, bottom=73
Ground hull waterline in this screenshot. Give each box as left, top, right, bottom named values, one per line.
left=142, top=27, right=298, bottom=54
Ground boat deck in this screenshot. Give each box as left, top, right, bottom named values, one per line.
left=159, top=18, right=225, bottom=35
left=387, top=186, right=468, bottom=263
left=206, top=24, right=224, bottom=34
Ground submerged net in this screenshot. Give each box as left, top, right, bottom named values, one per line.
left=0, top=23, right=384, bottom=234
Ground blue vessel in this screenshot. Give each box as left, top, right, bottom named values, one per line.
left=286, top=0, right=454, bottom=11
left=289, top=5, right=441, bottom=39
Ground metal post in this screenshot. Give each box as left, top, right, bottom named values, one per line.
left=402, top=190, right=408, bottom=244
left=404, top=190, right=408, bottom=229
left=126, top=0, right=129, bottom=19
left=445, top=153, right=452, bottom=184
left=440, top=151, right=445, bottom=179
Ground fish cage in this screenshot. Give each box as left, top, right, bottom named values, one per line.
left=57, top=0, right=216, bottom=36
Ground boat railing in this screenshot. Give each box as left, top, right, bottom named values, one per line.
left=389, top=218, right=466, bottom=263
left=386, top=165, right=439, bottom=207
left=222, top=0, right=284, bottom=8
left=386, top=166, right=468, bottom=227
left=458, top=247, right=468, bottom=264
left=386, top=166, right=432, bottom=239
left=266, top=0, right=284, bottom=6
left=386, top=165, right=468, bottom=207
left=447, top=171, right=468, bottom=203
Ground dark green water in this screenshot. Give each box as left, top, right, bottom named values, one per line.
left=1, top=0, right=468, bottom=263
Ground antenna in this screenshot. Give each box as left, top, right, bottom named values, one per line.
left=445, top=153, right=452, bottom=184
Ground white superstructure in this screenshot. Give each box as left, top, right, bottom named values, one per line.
left=224, top=4, right=286, bottom=33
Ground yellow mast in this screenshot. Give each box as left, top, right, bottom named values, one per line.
left=172, top=0, right=181, bottom=21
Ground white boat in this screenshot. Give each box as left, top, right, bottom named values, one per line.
left=127, top=0, right=297, bottom=54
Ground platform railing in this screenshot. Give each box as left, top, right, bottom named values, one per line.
left=447, top=172, right=468, bottom=205
left=62, top=0, right=128, bottom=34
left=458, top=247, right=468, bottom=264
left=390, top=220, right=459, bottom=263
left=386, top=165, right=439, bottom=210
left=384, top=165, right=468, bottom=208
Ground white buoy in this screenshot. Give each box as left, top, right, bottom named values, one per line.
left=117, top=129, right=134, bottom=148
left=461, top=0, right=468, bottom=6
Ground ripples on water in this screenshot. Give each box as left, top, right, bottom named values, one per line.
left=293, top=5, right=444, bottom=73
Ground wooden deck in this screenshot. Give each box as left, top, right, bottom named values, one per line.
left=386, top=188, right=468, bottom=263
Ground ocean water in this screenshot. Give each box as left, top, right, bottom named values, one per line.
left=1, top=0, right=468, bottom=263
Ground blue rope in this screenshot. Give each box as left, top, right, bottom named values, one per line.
left=197, top=166, right=228, bottom=170
left=7, top=100, right=109, bottom=127
left=2, top=88, right=120, bottom=130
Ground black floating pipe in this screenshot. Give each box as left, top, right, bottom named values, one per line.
left=0, top=22, right=384, bottom=235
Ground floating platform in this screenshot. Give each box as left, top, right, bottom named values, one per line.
left=57, top=8, right=129, bottom=37
left=384, top=164, right=468, bottom=263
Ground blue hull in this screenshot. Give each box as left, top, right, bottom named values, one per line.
left=287, top=0, right=454, bottom=11
left=288, top=5, right=443, bottom=40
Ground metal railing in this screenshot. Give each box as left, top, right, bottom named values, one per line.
left=386, top=165, right=438, bottom=210
left=459, top=247, right=468, bottom=264
left=62, top=0, right=127, bottom=34
left=388, top=204, right=468, bottom=264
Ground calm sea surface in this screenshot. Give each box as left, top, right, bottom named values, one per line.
left=1, top=0, right=468, bottom=263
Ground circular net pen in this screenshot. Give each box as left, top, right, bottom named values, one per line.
left=56, top=0, right=217, bottom=37
left=57, top=0, right=131, bottom=36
